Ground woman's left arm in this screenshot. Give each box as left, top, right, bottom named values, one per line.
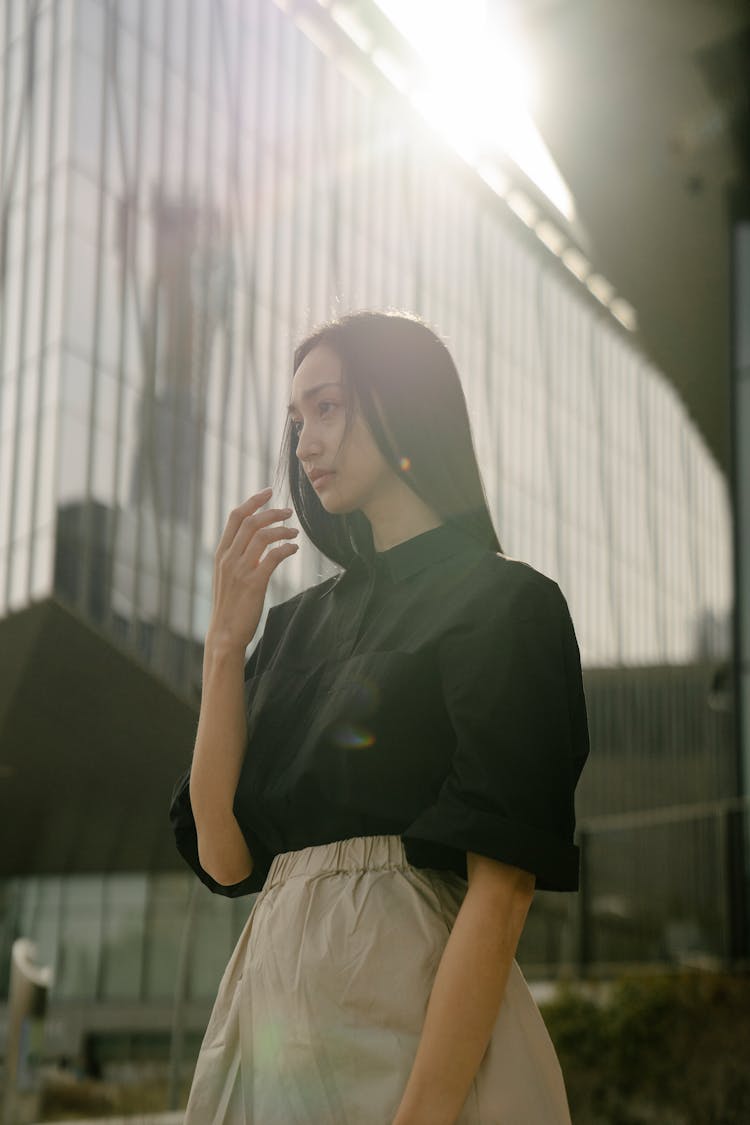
left=392, top=851, right=536, bottom=1125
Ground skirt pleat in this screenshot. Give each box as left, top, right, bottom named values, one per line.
left=183, top=835, right=572, bottom=1124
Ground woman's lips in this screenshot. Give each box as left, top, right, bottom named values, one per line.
left=312, top=472, right=335, bottom=490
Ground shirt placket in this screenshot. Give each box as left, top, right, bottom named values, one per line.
left=337, top=559, right=383, bottom=658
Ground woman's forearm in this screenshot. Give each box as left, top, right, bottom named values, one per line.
left=392, top=880, right=534, bottom=1125
left=189, top=633, right=252, bottom=884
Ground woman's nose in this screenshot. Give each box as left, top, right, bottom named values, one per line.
left=296, top=434, right=321, bottom=463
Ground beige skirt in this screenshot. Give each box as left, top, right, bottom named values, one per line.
left=183, top=834, right=572, bottom=1124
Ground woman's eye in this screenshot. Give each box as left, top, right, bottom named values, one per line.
left=292, top=402, right=337, bottom=434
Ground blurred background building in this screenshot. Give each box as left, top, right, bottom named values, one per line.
left=0, top=0, right=747, bottom=1083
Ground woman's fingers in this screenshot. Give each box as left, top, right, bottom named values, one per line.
left=214, top=487, right=274, bottom=559
left=208, top=489, right=300, bottom=650
left=255, top=539, right=300, bottom=581
left=240, top=517, right=299, bottom=571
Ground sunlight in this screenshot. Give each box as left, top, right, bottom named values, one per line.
left=371, top=0, right=575, bottom=222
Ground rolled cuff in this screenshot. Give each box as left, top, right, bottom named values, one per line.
left=401, top=788, right=580, bottom=892
left=168, top=769, right=273, bottom=897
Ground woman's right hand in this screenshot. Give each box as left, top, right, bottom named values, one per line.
left=207, top=487, right=299, bottom=654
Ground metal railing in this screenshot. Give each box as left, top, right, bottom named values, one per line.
left=521, top=795, right=750, bottom=978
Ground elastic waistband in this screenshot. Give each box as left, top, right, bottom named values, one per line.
left=263, top=834, right=410, bottom=891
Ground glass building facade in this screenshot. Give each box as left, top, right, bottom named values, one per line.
left=0, top=0, right=740, bottom=1066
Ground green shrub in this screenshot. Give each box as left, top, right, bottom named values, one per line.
left=541, top=969, right=750, bottom=1125
left=36, top=1073, right=194, bottom=1120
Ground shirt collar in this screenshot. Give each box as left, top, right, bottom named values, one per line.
left=377, top=521, right=484, bottom=582
left=334, top=520, right=484, bottom=589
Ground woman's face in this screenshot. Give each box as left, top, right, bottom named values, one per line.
left=289, top=344, right=397, bottom=516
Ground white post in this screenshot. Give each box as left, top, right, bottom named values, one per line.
left=2, top=939, right=53, bottom=1125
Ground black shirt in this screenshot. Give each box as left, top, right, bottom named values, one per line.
left=169, top=521, right=590, bottom=895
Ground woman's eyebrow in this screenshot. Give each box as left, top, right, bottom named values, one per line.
left=286, top=382, right=341, bottom=415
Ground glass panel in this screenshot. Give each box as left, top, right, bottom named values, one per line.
left=56, top=875, right=104, bottom=1001
left=100, top=875, right=148, bottom=1000
left=70, top=49, right=103, bottom=176
left=63, top=233, right=98, bottom=353
left=56, top=410, right=91, bottom=505
left=30, top=525, right=54, bottom=599
left=190, top=889, right=235, bottom=1002
left=20, top=878, right=63, bottom=988
left=142, top=872, right=189, bottom=1002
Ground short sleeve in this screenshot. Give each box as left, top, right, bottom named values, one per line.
left=167, top=614, right=280, bottom=896
left=401, top=575, right=590, bottom=892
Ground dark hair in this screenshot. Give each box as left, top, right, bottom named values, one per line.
left=274, top=310, right=504, bottom=570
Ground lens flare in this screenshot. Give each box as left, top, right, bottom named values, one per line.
left=255, top=1017, right=285, bottom=1067
left=329, top=723, right=377, bottom=750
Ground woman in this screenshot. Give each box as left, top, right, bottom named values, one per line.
left=170, top=310, right=590, bottom=1123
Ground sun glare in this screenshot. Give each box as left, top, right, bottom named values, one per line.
left=372, top=0, right=575, bottom=223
